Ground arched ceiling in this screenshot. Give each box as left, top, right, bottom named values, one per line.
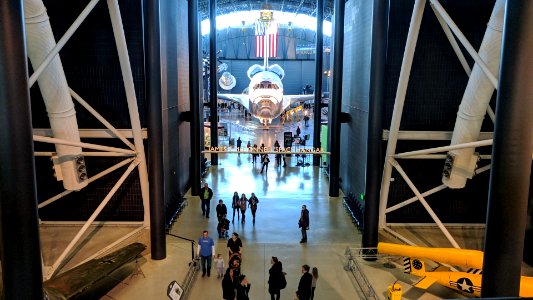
left=198, top=0, right=334, bottom=21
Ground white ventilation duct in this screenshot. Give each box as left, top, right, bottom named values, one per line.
left=25, top=0, right=87, bottom=191
left=442, top=0, right=504, bottom=189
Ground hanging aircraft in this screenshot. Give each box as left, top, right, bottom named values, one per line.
left=217, top=10, right=314, bottom=126
left=377, top=242, right=533, bottom=298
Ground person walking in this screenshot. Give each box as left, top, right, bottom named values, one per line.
left=231, top=191, right=240, bottom=223
left=296, top=264, right=313, bottom=300
left=252, top=144, right=259, bottom=164
left=260, top=154, right=270, bottom=174
left=199, top=183, right=213, bottom=218
left=216, top=199, right=228, bottom=223
left=227, top=232, right=243, bottom=259
left=236, top=137, right=242, bottom=154
left=296, top=125, right=301, bottom=136
left=304, top=115, right=310, bottom=127
left=248, top=193, right=259, bottom=224
left=222, top=268, right=237, bottom=300
left=273, top=140, right=282, bottom=167
left=311, top=267, right=319, bottom=300
left=299, top=204, right=310, bottom=243
left=268, top=256, right=285, bottom=300
left=239, top=193, right=248, bottom=223
left=214, top=254, right=225, bottom=278
left=236, top=274, right=251, bottom=300
left=197, top=230, right=215, bottom=277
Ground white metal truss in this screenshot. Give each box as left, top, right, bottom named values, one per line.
left=27, top=0, right=150, bottom=279
left=378, top=0, right=507, bottom=247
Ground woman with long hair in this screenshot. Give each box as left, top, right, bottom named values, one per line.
left=239, top=193, right=248, bottom=223
left=231, top=191, right=240, bottom=223
left=311, top=267, right=319, bottom=300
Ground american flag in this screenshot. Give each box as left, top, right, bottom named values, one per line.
left=255, top=22, right=278, bottom=58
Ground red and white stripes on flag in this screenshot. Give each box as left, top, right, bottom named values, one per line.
left=255, top=22, right=278, bottom=58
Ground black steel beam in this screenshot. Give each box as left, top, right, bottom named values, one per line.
left=328, top=0, right=345, bottom=197
left=144, top=0, right=166, bottom=260
left=209, top=0, right=218, bottom=165
left=481, top=0, right=533, bottom=297
left=0, top=0, right=44, bottom=298
left=313, top=0, right=324, bottom=166
left=362, top=0, right=389, bottom=256
left=189, top=0, right=202, bottom=196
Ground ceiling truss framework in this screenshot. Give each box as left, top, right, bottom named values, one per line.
left=198, top=0, right=334, bottom=21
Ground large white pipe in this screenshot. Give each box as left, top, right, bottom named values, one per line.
left=24, top=0, right=86, bottom=190
left=441, top=0, right=504, bottom=188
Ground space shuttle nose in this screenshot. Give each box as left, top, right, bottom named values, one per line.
left=247, top=64, right=264, bottom=79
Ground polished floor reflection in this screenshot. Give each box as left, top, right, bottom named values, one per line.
left=105, top=116, right=367, bottom=299
left=27, top=112, right=531, bottom=299
left=100, top=115, right=497, bottom=299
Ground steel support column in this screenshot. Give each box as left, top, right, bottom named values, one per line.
left=313, top=0, right=324, bottom=166
left=0, top=0, right=44, bottom=298
left=143, top=0, right=166, bottom=259
left=481, top=1, right=533, bottom=297
left=188, top=0, right=201, bottom=195
left=362, top=0, right=389, bottom=255
left=209, top=0, right=218, bottom=165
left=328, top=0, right=345, bottom=197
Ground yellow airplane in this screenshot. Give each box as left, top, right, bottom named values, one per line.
left=377, top=242, right=533, bottom=298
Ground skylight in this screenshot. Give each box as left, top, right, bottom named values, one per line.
left=201, top=10, right=332, bottom=37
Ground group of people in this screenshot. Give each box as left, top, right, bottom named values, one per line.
left=214, top=192, right=260, bottom=239
left=230, top=191, right=259, bottom=224
left=199, top=229, right=318, bottom=300
left=197, top=229, right=249, bottom=299
left=201, top=183, right=309, bottom=243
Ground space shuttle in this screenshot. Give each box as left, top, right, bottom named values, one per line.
left=217, top=10, right=314, bottom=126
left=377, top=242, right=533, bottom=297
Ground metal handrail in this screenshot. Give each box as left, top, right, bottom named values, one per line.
left=345, top=247, right=379, bottom=300
left=167, top=233, right=196, bottom=261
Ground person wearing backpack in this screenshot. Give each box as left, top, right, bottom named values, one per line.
left=268, top=256, right=286, bottom=300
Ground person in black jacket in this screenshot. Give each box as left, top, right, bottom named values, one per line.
left=222, top=268, right=237, bottom=300
left=298, top=205, right=310, bottom=243
left=236, top=274, right=251, bottom=300
left=199, top=182, right=214, bottom=218
left=296, top=264, right=312, bottom=300
left=217, top=217, right=230, bottom=239
left=268, top=256, right=284, bottom=300
left=231, top=191, right=240, bottom=223
left=216, top=199, right=228, bottom=223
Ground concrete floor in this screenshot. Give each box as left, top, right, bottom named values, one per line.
left=33, top=112, right=529, bottom=299
left=101, top=114, right=466, bottom=300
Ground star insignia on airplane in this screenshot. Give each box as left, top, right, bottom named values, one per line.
left=456, top=277, right=474, bottom=293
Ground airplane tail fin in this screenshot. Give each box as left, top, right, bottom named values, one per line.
left=403, top=257, right=439, bottom=290
left=403, top=257, right=426, bottom=277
